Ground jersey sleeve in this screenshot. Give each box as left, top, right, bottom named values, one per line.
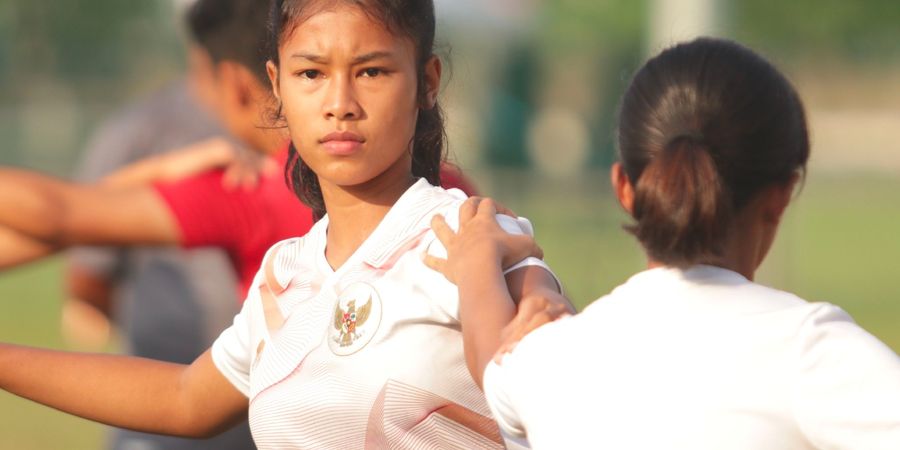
left=791, top=303, right=900, bottom=449
left=210, top=270, right=265, bottom=397
left=424, top=211, right=562, bottom=319
left=153, top=171, right=248, bottom=250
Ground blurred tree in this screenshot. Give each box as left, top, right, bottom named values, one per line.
left=541, top=0, right=646, bottom=169
left=731, top=0, right=900, bottom=62
left=0, top=0, right=184, bottom=171
left=484, top=44, right=540, bottom=167
left=5, top=0, right=179, bottom=85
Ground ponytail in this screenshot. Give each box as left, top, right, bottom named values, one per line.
left=628, top=136, right=732, bottom=267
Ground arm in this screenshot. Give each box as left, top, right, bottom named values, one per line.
left=461, top=261, right=565, bottom=389
left=0, top=225, right=59, bottom=269
left=0, top=167, right=180, bottom=249
left=99, top=137, right=237, bottom=188
left=0, top=345, right=247, bottom=437
left=428, top=197, right=571, bottom=387
left=100, top=137, right=276, bottom=190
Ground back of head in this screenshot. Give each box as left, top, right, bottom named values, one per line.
left=617, top=38, right=809, bottom=267
left=186, top=0, right=270, bottom=83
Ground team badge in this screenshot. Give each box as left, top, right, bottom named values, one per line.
left=329, top=282, right=382, bottom=356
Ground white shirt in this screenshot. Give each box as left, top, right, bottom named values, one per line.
left=212, top=179, right=550, bottom=449
left=484, top=265, right=900, bottom=449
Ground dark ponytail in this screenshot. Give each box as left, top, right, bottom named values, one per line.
left=618, top=38, right=809, bottom=267
left=268, top=0, right=446, bottom=219
left=628, top=136, right=732, bottom=266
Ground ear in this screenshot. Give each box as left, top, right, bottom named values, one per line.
left=611, top=162, right=635, bottom=215
left=216, top=61, right=244, bottom=107
left=236, top=64, right=264, bottom=109
left=266, top=60, right=281, bottom=103
left=759, top=172, right=800, bottom=225
left=422, top=56, right=442, bottom=109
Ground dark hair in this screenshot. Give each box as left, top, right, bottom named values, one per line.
left=186, top=0, right=270, bottom=83
left=267, top=0, right=446, bottom=218
left=617, top=38, right=809, bottom=267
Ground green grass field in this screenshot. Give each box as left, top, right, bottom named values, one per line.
left=1, top=172, right=898, bottom=449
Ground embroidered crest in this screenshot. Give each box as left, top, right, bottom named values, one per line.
left=329, top=282, right=382, bottom=356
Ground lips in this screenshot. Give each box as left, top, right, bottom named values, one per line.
left=320, top=131, right=365, bottom=156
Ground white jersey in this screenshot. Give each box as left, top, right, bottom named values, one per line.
left=484, top=265, right=900, bottom=450
left=212, top=179, right=550, bottom=449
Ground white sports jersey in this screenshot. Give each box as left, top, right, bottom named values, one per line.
left=483, top=265, right=900, bottom=450
left=212, top=179, right=549, bottom=449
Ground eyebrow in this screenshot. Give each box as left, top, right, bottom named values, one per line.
left=290, top=51, right=396, bottom=65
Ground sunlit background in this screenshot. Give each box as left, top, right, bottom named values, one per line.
left=1, top=0, right=899, bottom=448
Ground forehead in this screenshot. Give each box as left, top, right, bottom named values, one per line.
left=281, top=4, right=412, bottom=56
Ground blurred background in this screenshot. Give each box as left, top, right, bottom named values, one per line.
left=1, top=0, right=899, bottom=448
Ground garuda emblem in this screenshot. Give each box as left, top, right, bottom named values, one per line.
left=333, top=296, right=373, bottom=347
left=329, top=282, right=382, bottom=356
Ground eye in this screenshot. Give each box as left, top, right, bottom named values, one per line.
left=296, top=69, right=322, bottom=80
left=360, top=68, right=384, bottom=78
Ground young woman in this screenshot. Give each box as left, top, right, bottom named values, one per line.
left=429, top=38, right=900, bottom=449
left=0, top=0, right=567, bottom=448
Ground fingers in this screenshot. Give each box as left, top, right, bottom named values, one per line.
left=493, top=296, right=570, bottom=363
left=492, top=200, right=518, bottom=218
left=423, top=255, right=456, bottom=285
left=532, top=242, right=544, bottom=260
left=422, top=254, right=443, bottom=272
left=429, top=214, right=455, bottom=247
left=261, top=156, right=281, bottom=176
left=501, top=234, right=543, bottom=268
left=478, top=198, right=495, bottom=213
left=458, top=196, right=481, bottom=224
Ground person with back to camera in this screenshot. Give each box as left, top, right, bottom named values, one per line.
left=0, top=0, right=571, bottom=448
left=427, top=37, right=900, bottom=449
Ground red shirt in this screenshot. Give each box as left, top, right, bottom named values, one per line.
left=154, top=148, right=476, bottom=298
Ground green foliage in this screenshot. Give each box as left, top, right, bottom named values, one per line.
left=538, top=0, right=646, bottom=52
left=8, top=0, right=177, bottom=80
left=731, top=0, right=900, bottom=61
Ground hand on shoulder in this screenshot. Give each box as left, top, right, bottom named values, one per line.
left=425, top=197, right=542, bottom=285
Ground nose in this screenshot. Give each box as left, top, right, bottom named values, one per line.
left=324, top=74, right=362, bottom=121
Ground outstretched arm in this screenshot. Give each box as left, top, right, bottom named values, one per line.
left=101, top=137, right=277, bottom=190
left=428, top=198, right=572, bottom=387
left=0, top=226, right=59, bottom=269
left=0, top=167, right=180, bottom=252
left=0, top=345, right=247, bottom=437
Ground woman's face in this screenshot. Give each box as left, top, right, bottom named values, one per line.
left=269, top=5, right=432, bottom=192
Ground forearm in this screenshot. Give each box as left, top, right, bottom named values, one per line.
left=0, top=168, right=75, bottom=242
left=0, top=345, right=244, bottom=437
left=100, top=156, right=168, bottom=188
left=457, top=263, right=517, bottom=388
left=459, top=263, right=571, bottom=388
left=100, top=138, right=235, bottom=189
left=0, top=168, right=180, bottom=246
left=0, top=226, right=59, bottom=269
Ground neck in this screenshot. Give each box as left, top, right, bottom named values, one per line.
left=319, top=162, right=417, bottom=270
left=645, top=216, right=769, bottom=281
left=646, top=255, right=755, bottom=281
